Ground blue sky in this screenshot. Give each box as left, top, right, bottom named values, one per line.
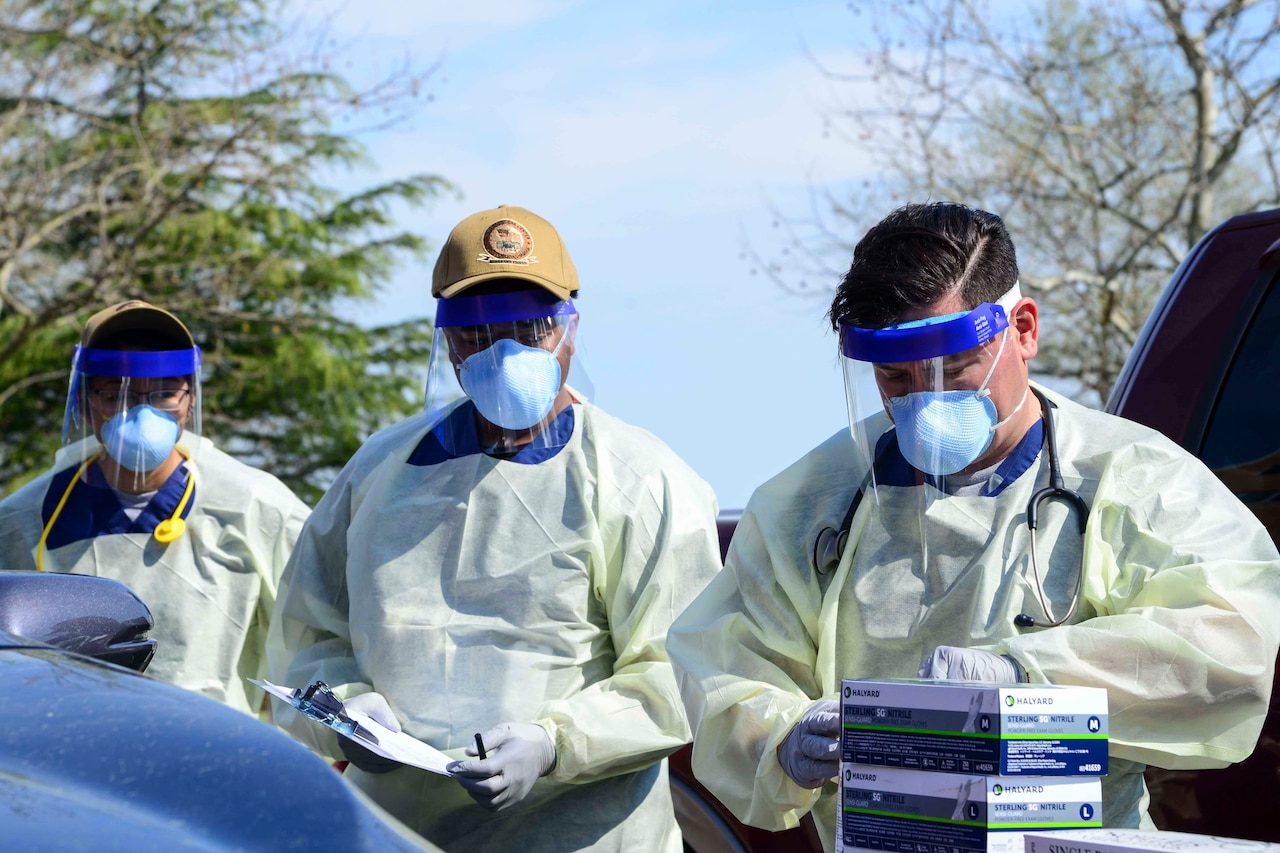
left=292, top=1, right=874, bottom=509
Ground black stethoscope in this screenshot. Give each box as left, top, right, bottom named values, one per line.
left=1014, top=387, right=1089, bottom=629
left=810, top=387, right=1090, bottom=630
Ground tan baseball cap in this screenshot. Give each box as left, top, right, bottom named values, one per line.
left=82, top=300, right=194, bottom=349
left=432, top=205, right=579, bottom=300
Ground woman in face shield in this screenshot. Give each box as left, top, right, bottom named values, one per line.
left=666, top=202, right=1280, bottom=851
left=70, top=323, right=202, bottom=497
left=0, top=300, right=312, bottom=718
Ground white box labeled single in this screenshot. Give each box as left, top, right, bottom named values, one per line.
left=839, top=765, right=1102, bottom=853
left=1023, top=829, right=1280, bottom=853
left=842, top=678, right=1109, bottom=776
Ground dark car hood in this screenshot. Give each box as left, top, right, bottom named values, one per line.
left=0, top=646, right=432, bottom=852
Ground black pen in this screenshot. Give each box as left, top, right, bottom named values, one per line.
left=474, top=732, right=487, bottom=760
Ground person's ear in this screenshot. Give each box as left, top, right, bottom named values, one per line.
left=1011, top=298, right=1038, bottom=360
left=177, top=386, right=196, bottom=426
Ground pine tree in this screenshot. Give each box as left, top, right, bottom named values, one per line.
left=0, top=0, right=449, bottom=502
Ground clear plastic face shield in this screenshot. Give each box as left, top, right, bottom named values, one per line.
left=62, top=344, right=203, bottom=491
left=424, top=289, right=590, bottom=458
left=839, top=286, right=1027, bottom=498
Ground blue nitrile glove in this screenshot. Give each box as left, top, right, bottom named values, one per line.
left=447, top=722, right=556, bottom=811
left=776, top=699, right=841, bottom=789
left=338, top=691, right=403, bottom=774
left=919, top=646, right=1026, bottom=682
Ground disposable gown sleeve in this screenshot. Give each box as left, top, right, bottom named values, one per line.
left=667, top=503, right=833, bottom=832
left=1000, top=442, right=1280, bottom=770
left=533, top=465, right=722, bottom=784
left=241, top=480, right=312, bottom=718
left=265, top=467, right=371, bottom=760
left=0, top=472, right=52, bottom=572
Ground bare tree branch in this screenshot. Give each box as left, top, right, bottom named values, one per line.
left=781, top=0, right=1280, bottom=401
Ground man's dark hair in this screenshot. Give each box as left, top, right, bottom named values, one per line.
left=828, top=202, right=1019, bottom=330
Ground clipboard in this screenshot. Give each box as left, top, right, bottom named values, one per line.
left=252, top=678, right=455, bottom=776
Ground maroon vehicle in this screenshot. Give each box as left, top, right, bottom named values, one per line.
left=670, top=206, right=1280, bottom=849
left=1107, top=206, right=1280, bottom=842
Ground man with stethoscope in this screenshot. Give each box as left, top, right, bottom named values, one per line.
left=0, top=300, right=311, bottom=717
left=667, top=202, right=1280, bottom=850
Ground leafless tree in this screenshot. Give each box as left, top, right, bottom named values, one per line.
left=783, top=0, right=1280, bottom=403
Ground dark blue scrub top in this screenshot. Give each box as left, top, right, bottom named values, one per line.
left=41, top=461, right=195, bottom=549
left=408, top=401, right=576, bottom=468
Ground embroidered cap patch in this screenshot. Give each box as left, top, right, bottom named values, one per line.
left=479, top=219, right=538, bottom=266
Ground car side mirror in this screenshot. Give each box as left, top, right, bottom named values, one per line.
left=0, top=571, right=156, bottom=672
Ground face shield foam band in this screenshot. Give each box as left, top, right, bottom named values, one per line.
left=76, top=345, right=202, bottom=378
left=435, top=291, right=577, bottom=328
left=996, top=281, right=1023, bottom=313
left=840, top=302, right=1009, bottom=363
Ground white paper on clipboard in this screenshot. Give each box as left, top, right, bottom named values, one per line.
left=250, top=678, right=455, bottom=776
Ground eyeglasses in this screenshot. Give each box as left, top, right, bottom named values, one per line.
left=448, top=318, right=563, bottom=357
left=88, top=388, right=191, bottom=412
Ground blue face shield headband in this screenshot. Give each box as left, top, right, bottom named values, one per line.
left=434, top=290, right=577, bottom=328
left=63, top=345, right=202, bottom=443
left=75, top=346, right=202, bottom=378
left=839, top=298, right=1025, bottom=476
left=838, top=302, right=1009, bottom=363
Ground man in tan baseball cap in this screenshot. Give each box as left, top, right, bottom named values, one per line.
left=270, top=205, right=722, bottom=853
left=0, top=299, right=310, bottom=722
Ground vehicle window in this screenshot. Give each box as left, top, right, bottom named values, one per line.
left=1200, top=276, right=1280, bottom=542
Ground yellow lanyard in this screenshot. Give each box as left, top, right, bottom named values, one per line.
left=36, top=450, right=195, bottom=571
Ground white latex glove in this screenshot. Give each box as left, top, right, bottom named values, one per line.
left=447, top=722, right=556, bottom=811
left=776, top=699, right=841, bottom=789
left=338, top=691, right=403, bottom=773
left=919, top=646, right=1026, bottom=682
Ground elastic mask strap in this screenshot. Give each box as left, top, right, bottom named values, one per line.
left=974, top=327, right=1028, bottom=431
left=549, top=315, right=576, bottom=357
left=992, top=385, right=1029, bottom=431
left=974, top=327, right=1010, bottom=400
left=977, top=283, right=1023, bottom=402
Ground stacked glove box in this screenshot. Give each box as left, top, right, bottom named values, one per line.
left=836, top=678, right=1108, bottom=853
left=1024, top=828, right=1280, bottom=853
